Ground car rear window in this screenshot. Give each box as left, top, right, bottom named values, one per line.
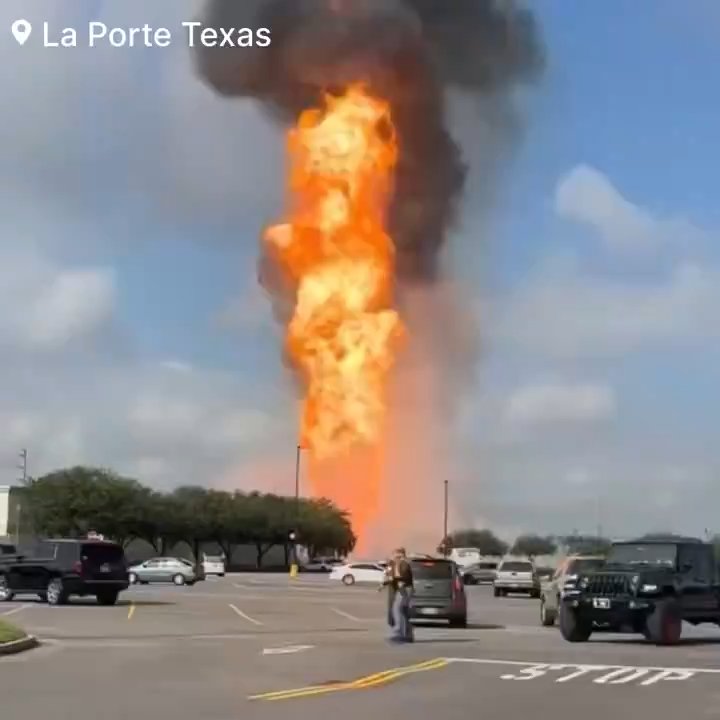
left=81, top=543, right=124, bottom=564
left=500, top=561, right=533, bottom=572
left=568, top=558, right=604, bottom=574
left=478, top=562, right=498, bottom=570
left=411, top=560, right=454, bottom=580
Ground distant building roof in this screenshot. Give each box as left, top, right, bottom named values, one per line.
left=621, top=535, right=704, bottom=545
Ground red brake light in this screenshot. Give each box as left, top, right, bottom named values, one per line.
left=453, top=575, right=462, bottom=594
left=72, top=560, right=83, bottom=574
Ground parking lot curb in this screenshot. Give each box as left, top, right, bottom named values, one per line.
left=0, top=635, right=39, bottom=656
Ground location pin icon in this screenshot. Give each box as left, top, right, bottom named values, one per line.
left=11, top=19, right=32, bottom=46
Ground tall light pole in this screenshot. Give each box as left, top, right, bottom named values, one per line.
left=290, top=444, right=305, bottom=578
left=443, top=480, right=449, bottom=557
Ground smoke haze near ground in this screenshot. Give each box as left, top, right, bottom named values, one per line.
left=195, top=0, right=544, bottom=552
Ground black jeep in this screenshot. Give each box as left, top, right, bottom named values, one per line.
left=559, top=536, right=720, bottom=645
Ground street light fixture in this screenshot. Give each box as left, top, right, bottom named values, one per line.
left=443, top=480, right=449, bottom=558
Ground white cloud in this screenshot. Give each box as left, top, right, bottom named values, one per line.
left=0, top=246, right=116, bottom=353
left=555, top=164, right=705, bottom=254
left=0, top=360, right=291, bottom=489
left=564, top=468, right=592, bottom=487
left=0, top=0, right=282, bottom=235
left=492, top=261, right=720, bottom=359
left=25, top=270, right=115, bottom=350
left=0, top=0, right=290, bottom=490
left=504, top=382, right=616, bottom=427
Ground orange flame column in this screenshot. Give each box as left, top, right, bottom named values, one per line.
left=264, top=85, right=404, bottom=537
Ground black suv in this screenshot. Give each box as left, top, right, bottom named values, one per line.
left=0, top=538, right=129, bottom=606
left=559, top=536, right=720, bottom=645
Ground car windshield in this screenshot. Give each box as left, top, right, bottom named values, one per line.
left=500, top=562, right=533, bottom=572
left=606, top=544, right=677, bottom=567
left=568, top=558, right=605, bottom=574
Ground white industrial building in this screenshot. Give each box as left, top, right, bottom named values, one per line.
left=0, top=486, right=10, bottom=538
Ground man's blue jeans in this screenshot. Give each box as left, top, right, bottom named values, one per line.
left=390, top=587, right=414, bottom=642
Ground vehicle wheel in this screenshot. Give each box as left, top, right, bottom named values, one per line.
left=493, top=587, right=500, bottom=597
left=540, top=597, right=556, bottom=627
left=128, top=572, right=138, bottom=584
left=96, top=590, right=119, bottom=606
left=449, top=616, right=467, bottom=628
left=218, top=574, right=225, bottom=578
left=530, top=589, right=541, bottom=599
left=645, top=599, right=682, bottom=646
left=0, top=575, right=14, bottom=602
left=342, top=574, right=355, bottom=586
left=172, top=574, right=186, bottom=586
left=559, top=604, right=592, bottom=642
left=47, top=578, right=68, bottom=606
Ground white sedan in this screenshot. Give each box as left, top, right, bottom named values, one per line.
left=329, top=562, right=386, bottom=586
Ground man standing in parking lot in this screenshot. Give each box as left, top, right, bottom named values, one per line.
left=388, top=548, right=414, bottom=643
left=382, top=560, right=395, bottom=627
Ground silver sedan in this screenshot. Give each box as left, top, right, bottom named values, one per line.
left=128, top=557, right=200, bottom=586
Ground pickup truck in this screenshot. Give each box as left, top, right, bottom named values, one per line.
left=540, top=555, right=605, bottom=626
left=493, top=558, right=540, bottom=598
left=559, top=536, right=720, bottom=645
left=0, top=538, right=129, bottom=606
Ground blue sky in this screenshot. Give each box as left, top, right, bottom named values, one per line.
left=0, top=0, right=718, bottom=542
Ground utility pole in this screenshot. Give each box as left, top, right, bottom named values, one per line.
left=443, top=480, right=449, bottom=557
left=18, top=448, right=27, bottom=483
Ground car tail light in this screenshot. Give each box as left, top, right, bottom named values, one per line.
left=72, top=560, right=83, bottom=574
left=452, top=575, right=463, bottom=599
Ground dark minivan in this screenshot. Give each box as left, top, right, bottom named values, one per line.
left=0, top=538, right=129, bottom=606
left=409, top=557, right=467, bottom=628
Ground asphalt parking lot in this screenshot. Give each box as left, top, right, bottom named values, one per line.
left=2, top=575, right=720, bottom=719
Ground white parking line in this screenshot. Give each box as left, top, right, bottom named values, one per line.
left=228, top=603, right=263, bottom=626
left=1, top=604, right=30, bottom=617
left=331, top=607, right=362, bottom=622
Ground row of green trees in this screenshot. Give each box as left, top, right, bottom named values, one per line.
left=20, top=466, right=356, bottom=566
left=439, top=529, right=614, bottom=558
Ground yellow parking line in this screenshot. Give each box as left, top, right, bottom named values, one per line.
left=248, top=658, right=448, bottom=701
left=353, top=658, right=448, bottom=688
left=127, top=603, right=135, bottom=620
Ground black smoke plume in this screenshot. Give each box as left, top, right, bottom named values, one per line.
left=194, top=0, right=544, bottom=282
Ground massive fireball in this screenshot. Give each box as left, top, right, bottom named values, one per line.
left=264, top=85, right=403, bottom=537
